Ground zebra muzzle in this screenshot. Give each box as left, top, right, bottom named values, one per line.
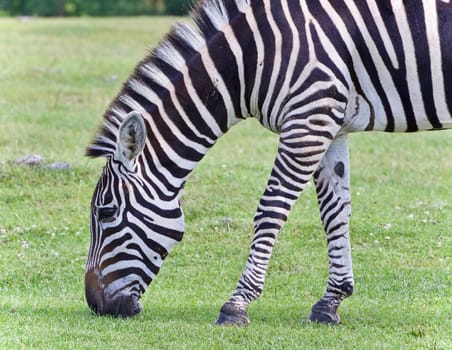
left=85, top=268, right=142, bottom=318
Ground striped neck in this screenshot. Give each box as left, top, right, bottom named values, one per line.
left=100, top=3, right=260, bottom=198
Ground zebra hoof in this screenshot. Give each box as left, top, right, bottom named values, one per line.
left=308, top=299, right=341, bottom=325
left=215, top=303, right=250, bottom=326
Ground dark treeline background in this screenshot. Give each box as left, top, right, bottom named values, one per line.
left=0, top=0, right=193, bottom=16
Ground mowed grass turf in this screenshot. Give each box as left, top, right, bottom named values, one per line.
left=0, top=16, right=451, bottom=350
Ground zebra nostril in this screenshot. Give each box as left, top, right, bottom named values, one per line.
left=98, top=293, right=142, bottom=318
left=117, top=294, right=143, bottom=318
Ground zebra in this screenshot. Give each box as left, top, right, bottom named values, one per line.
left=85, top=0, right=451, bottom=325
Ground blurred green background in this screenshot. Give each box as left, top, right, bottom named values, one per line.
left=0, top=0, right=192, bottom=16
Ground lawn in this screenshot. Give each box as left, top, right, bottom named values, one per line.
left=0, top=16, right=451, bottom=350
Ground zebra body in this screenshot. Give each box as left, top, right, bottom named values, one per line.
left=85, top=0, right=451, bottom=324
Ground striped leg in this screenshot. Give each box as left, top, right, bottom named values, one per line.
left=309, top=135, right=353, bottom=324
left=216, top=115, right=341, bottom=326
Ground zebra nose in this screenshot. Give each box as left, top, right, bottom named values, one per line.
left=111, top=293, right=143, bottom=318
left=85, top=268, right=143, bottom=318
left=85, top=268, right=105, bottom=315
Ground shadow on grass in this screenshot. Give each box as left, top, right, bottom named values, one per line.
left=249, top=300, right=450, bottom=330
left=1, top=301, right=221, bottom=324
left=1, top=298, right=448, bottom=331
left=1, top=301, right=312, bottom=328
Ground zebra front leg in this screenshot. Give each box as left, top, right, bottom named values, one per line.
left=215, top=194, right=286, bottom=326
left=309, top=135, right=354, bottom=324
left=216, top=118, right=340, bottom=326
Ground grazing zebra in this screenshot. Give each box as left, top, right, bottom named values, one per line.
left=85, top=0, right=451, bottom=325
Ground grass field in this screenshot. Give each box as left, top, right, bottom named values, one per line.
left=0, top=16, right=451, bottom=350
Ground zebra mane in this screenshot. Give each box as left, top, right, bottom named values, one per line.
left=86, top=0, right=252, bottom=158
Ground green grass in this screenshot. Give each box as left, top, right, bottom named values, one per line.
left=0, top=17, right=451, bottom=350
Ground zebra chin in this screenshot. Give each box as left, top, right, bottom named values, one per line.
left=85, top=268, right=143, bottom=318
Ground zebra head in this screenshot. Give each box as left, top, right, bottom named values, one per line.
left=85, top=111, right=185, bottom=317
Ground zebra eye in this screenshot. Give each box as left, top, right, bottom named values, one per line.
left=97, top=207, right=118, bottom=223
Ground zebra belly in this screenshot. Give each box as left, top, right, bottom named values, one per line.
left=341, top=86, right=452, bottom=133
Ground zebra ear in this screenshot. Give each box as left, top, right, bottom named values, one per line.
left=116, top=111, right=147, bottom=164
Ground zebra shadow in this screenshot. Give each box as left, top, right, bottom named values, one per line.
left=2, top=301, right=442, bottom=329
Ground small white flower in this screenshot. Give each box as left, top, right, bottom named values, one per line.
left=384, top=224, right=392, bottom=230
left=407, top=214, right=414, bottom=220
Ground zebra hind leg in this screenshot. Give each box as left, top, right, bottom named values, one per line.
left=309, top=135, right=354, bottom=324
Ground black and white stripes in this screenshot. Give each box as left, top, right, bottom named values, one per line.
left=85, top=0, right=451, bottom=323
